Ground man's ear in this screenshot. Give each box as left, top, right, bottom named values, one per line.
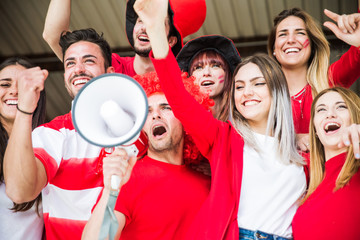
left=106, top=66, right=115, bottom=73
left=168, top=36, right=178, bottom=48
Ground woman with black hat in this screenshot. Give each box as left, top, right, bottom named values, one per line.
left=176, top=35, right=241, bottom=121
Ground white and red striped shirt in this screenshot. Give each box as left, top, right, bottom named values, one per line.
left=32, top=112, right=103, bottom=240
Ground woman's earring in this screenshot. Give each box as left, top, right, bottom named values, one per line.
left=273, top=52, right=276, bottom=56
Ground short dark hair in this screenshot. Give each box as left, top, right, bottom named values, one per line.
left=59, top=28, right=112, bottom=69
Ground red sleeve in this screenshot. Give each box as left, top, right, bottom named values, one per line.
left=328, top=46, right=360, bottom=88
left=111, top=53, right=137, bottom=77
left=150, top=47, right=221, bottom=157
left=114, top=171, right=141, bottom=229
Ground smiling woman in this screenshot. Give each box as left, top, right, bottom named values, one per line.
left=233, top=63, right=271, bottom=134
left=0, top=57, right=46, bottom=239
left=267, top=8, right=360, bottom=152
left=292, top=87, right=360, bottom=239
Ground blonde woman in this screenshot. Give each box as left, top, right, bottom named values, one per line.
left=292, top=87, right=360, bottom=239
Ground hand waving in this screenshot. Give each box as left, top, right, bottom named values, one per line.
left=324, top=9, right=360, bottom=47
left=338, top=124, right=360, bottom=159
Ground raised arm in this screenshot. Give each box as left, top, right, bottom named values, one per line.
left=134, top=0, right=169, bottom=59
left=4, top=67, right=48, bottom=203
left=324, top=10, right=360, bottom=87
left=42, top=0, right=72, bottom=61
left=81, top=148, right=136, bottom=240
left=134, top=0, right=220, bottom=156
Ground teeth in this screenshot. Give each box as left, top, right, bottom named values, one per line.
left=73, top=79, right=88, bottom=86
left=6, top=99, right=18, bottom=105
left=285, top=48, right=300, bottom=54
left=324, top=122, right=340, bottom=132
left=201, top=81, right=214, bottom=86
left=244, top=100, right=259, bottom=106
left=139, top=36, right=149, bottom=41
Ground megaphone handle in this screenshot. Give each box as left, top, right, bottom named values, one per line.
left=111, top=175, right=121, bottom=191
left=110, top=145, right=139, bottom=191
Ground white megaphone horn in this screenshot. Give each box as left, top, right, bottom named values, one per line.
left=72, top=73, right=148, bottom=191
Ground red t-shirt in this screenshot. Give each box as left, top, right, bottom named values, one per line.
left=292, top=152, right=360, bottom=239
left=111, top=54, right=137, bottom=77
left=115, top=156, right=210, bottom=240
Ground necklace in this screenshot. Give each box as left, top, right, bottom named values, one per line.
left=291, top=85, right=307, bottom=119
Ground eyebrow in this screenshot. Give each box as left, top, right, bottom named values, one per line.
left=316, top=101, right=346, bottom=107
left=0, top=78, right=11, bottom=82
left=278, top=28, right=306, bottom=33
left=64, top=54, right=97, bottom=62
left=159, top=103, right=170, bottom=107
left=149, top=103, right=170, bottom=109
left=235, top=76, right=265, bottom=83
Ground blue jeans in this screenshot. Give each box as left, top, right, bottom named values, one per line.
left=239, top=228, right=292, bottom=240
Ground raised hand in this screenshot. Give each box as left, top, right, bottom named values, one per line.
left=134, top=0, right=170, bottom=58
left=324, top=9, right=360, bottom=47
left=296, top=133, right=310, bottom=152
left=102, top=148, right=137, bottom=191
left=338, top=124, right=360, bottom=159
left=134, top=0, right=168, bottom=30
left=17, top=67, right=48, bottom=114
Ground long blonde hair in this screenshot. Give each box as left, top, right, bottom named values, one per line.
left=230, top=53, right=303, bottom=165
left=268, top=8, right=331, bottom=96
left=304, top=87, right=360, bottom=202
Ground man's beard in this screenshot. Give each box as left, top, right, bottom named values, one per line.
left=134, top=46, right=151, bottom=57
left=149, top=136, right=182, bottom=154
left=149, top=138, right=173, bottom=152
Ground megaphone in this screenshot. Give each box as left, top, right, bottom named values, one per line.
left=72, top=73, right=148, bottom=190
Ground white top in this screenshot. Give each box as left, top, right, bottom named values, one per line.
left=237, top=132, right=306, bottom=238
left=0, top=183, right=44, bottom=240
